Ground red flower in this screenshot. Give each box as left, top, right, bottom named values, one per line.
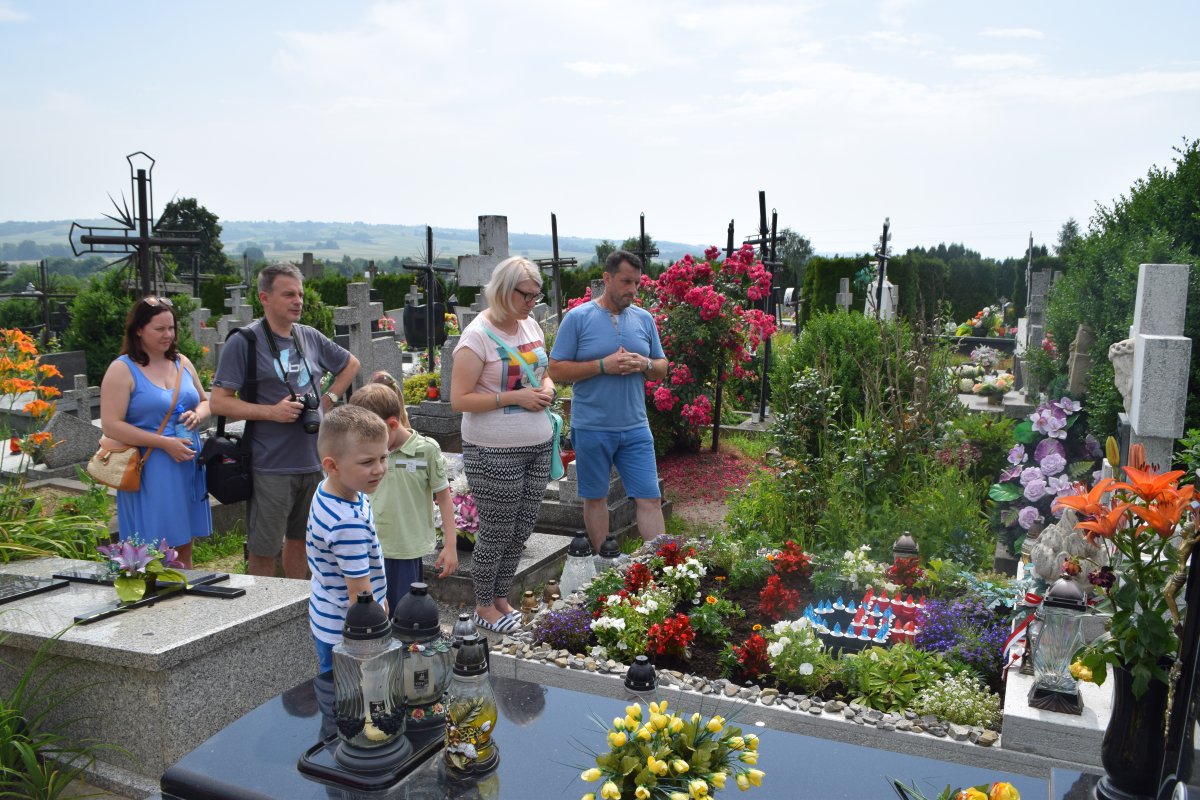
left=758, top=575, right=800, bottom=621
left=732, top=634, right=770, bottom=680
left=647, top=613, right=695, bottom=658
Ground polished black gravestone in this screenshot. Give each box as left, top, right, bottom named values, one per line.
left=157, top=673, right=1046, bottom=800
left=0, top=573, right=67, bottom=605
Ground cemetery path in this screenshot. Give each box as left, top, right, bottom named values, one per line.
left=658, top=443, right=768, bottom=532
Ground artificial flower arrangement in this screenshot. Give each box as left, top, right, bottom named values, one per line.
left=987, top=396, right=1101, bottom=546
left=971, top=372, right=1014, bottom=399
left=950, top=304, right=1010, bottom=338
left=377, top=316, right=396, bottom=332
left=578, top=700, right=764, bottom=799
left=96, top=537, right=188, bottom=602
left=968, top=345, right=1002, bottom=373
left=445, top=312, right=461, bottom=337
left=892, top=778, right=1019, bottom=800
left=1057, top=443, right=1198, bottom=696
left=448, top=473, right=479, bottom=545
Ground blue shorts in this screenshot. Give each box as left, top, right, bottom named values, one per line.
left=314, top=635, right=335, bottom=675
left=573, top=427, right=661, bottom=500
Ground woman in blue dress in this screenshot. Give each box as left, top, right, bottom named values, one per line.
left=99, top=296, right=212, bottom=567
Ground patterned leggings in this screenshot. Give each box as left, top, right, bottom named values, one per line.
left=462, top=439, right=553, bottom=608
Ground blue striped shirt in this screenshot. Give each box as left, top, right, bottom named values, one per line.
left=306, top=481, right=387, bottom=645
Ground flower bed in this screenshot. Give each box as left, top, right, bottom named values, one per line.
left=505, top=537, right=1010, bottom=746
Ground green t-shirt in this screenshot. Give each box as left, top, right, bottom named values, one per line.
left=372, top=432, right=449, bottom=560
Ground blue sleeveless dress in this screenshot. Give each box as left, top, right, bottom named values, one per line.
left=115, top=355, right=212, bottom=548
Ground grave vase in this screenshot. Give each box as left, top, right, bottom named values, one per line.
left=1095, top=663, right=1169, bottom=799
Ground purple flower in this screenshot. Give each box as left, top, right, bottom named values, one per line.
left=1023, top=480, right=1048, bottom=502
left=1018, top=506, right=1044, bottom=530
left=1000, top=465, right=1023, bottom=482
left=1034, top=438, right=1065, bottom=463
left=1020, top=466, right=1044, bottom=486
left=1007, top=445, right=1027, bottom=466
left=98, top=541, right=152, bottom=576
left=1055, top=397, right=1082, bottom=414
left=1084, top=434, right=1102, bottom=460
left=156, top=539, right=183, bottom=569
left=1047, top=474, right=1073, bottom=495
left=1040, top=452, right=1067, bottom=476
left=1030, top=406, right=1068, bottom=439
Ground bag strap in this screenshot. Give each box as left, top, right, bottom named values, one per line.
left=138, top=360, right=183, bottom=466
left=216, top=326, right=258, bottom=439
left=482, top=327, right=558, bottom=427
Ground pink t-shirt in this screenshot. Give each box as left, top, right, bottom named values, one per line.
left=454, top=315, right=553, bottom=448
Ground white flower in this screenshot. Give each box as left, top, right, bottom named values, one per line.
left=798, top=663, right=814, bottom=676
left=772, top=620, right=791, bottom=635
left=767, top=638, right=789, bottom=658
left=450, top=474, right=471, bottom=495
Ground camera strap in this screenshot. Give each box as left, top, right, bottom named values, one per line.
left=263, top=322, right=314, bottom=398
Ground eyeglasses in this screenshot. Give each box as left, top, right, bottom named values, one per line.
left=514, top=289, right=544, bottom=305
left=142, top=296, right=174, bottom=309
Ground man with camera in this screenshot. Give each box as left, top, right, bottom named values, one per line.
left=211, top=263, right=360, bottom=578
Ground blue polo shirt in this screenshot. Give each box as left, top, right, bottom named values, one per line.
left=551, top=300, right=664, bottom=432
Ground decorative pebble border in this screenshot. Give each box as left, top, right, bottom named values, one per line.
left=492, top=592, right=1002, bottom=750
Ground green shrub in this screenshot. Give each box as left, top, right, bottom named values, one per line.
left=727, top=555, right=773, bottom=591
left=838, top=643, right=959, bottom=713
left=62, top=268, right=130, bottom=384
left=913, top=672, right=1001, bottom=728
left=403, top=372, right=437, bottom=407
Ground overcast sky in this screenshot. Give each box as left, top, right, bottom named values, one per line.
left=2, top=1, right=1198, bottom=258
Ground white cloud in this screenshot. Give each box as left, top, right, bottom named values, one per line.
left=992, top=68, right=1200, bottom=104
left=954, top=53, right=1038, bottom=71
left=541, top=96, right=621, bottom=107
left=858, top=30, right=934, bottom=49
left=564, top=61, right=637, bottom=78
left=0, top=2, right=28, bottom=22
left=981, top=27, right=1045, bottom=40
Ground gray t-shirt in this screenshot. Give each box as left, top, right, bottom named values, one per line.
left=212, top=319, right=351, bottom=474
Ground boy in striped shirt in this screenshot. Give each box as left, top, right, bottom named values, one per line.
left=306, top=405, right=390, bottom=673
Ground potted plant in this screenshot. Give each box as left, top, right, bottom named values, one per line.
left=96, top=537, right=189, bottom=603
left=1055, top=445, right=1197, bottom=799
left=971, top=372, right=1013, bottom=405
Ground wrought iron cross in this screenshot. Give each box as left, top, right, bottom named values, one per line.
left=534, top=213, right=577, bottom=323
left=743, top=191, right=784, bottom=420
left=631, top=212, right=659, bottom=269
left=68, top=152, right=202, bottom=297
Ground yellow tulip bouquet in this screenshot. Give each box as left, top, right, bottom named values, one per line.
left=578, top=700, right=764, bottom=799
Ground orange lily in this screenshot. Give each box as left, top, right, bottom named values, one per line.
left=1076, top=504, right=1130, bottom=545
left=1053, top=478, right=1115, bottom=518
left=1127, top=486, right=1196, bottom=538
left=1114, top=466, right=1187, bottom=503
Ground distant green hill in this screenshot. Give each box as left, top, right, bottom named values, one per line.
left=0, top=219, right=705, bottom=266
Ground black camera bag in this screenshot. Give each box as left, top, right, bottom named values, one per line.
left=200, top=327, right=257, bottom=505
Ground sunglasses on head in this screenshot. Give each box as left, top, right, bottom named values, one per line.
left=142, top=296, right=174, bottom=309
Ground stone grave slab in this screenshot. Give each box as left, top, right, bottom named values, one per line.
left=39, top=409, right=103, bottom=469
left=417, top=531, right=569, bottom=608
left=155, top=665, right=1050, bottom=800
left=38, top=350, right=87, bottom=394
left=0, top=557, right=313, bottom=796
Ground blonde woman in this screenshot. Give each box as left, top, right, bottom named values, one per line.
left=450, top=257, right=555, bottom=633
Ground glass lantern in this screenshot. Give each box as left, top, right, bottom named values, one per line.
left=332, top=591, right=411, bottom=771
left=1028, top=574, right=1088, bottom=714
left=559, top=533, right=597, bottom=597
left=595, top=534, right=623, bottom=575
left=391, top=582, right=454, bottom=732
left=445, top=633, right=500, bottom=776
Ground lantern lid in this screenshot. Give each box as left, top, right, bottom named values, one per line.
left=598, top=535, right=621, bottom=559
left=1043, top=574, right=1087, bottom=610
left=450, top=612, right=477, bottom=643
left=391, top=582, right=441, bottom=640
left=624, top=655, right=656, bottom=692
left=343, top=592, right=391, bottom=640
left=893, top=532, right=919, bottom=557
left=567, top=534, right=593, bottom=558
left=453, top=633, right=490, bottom=676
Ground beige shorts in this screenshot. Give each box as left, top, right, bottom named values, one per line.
left=247, top=471, right=321, bottom=557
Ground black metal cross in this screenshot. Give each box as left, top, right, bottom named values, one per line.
left=404, top=227, right=456, bottom=372
left=534, top=213, right=577, bottom=323
left=631, top=212, right=659, bottom=269
left=743, top=191, right=784, bottom=421
left=872, top=218, right=892, bottom=320
left=68, top=152, right=202, bottom=297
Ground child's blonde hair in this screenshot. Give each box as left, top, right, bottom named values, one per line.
left=349, top=382, right=406, bottom=429
left=367, top=370, right=410, bottom=427
left=317, top=404, right=388, bottom=460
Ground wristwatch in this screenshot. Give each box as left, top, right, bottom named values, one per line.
left=324, top=391, right=339, bottom=404
left=642, top=357, right=652, bottom=374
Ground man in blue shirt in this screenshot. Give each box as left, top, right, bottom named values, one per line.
left=549, top=250, right=668, bottom=551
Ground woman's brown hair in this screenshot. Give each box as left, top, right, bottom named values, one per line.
left=120, top=296, right=180, bottom=366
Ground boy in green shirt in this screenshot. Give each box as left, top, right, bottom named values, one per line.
left=349, top=379, right=458, bottom=611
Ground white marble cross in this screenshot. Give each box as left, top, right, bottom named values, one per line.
left=334, top=283, right=384, bottom=390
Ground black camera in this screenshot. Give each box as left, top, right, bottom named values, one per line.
left=296, top=392, right=321, bottom=434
